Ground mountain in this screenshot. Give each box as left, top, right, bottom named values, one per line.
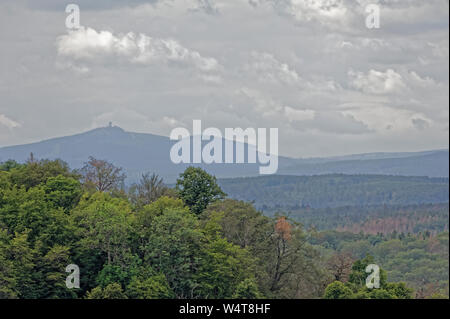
left=278, top=150, right=449, bottom=177
left=0, top=125, right=448, bottom=183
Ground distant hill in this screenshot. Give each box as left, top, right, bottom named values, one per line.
left=278, top=150, right=449, bottom=177
left=0, top=125, right=448, bottom=183
left=218, top=174, right=449, bottom=211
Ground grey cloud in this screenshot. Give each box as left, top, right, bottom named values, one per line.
left=16, top=0, right=158, bottom=11
left=0, top=0, right=447, bottom=157
left=412, top=118, right=429, bottom=131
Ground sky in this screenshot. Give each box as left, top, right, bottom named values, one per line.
left=0, top=0, right=448, bottom=158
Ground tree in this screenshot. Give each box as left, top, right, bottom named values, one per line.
left=204, top=199, right=271, bottom=249
left=126, top=269, right=174, bottom=299
left=0, top=230, right=18, bottom=299
left=0, top=160, right=23, bottom=172
left=80, top=157, right=126, bottom=192
left=324, top=281, right=353, bottom=299
left=324, top=256, right=414, bottom=299
left=44, top=175, right=83, bottom=212
left=195, top=213, right=258, bottom=298
left=128, top=173, right=170, bottom=208
left=1, top=185, right=75, bottom=247
left=72, top=192, right=134, bottom=265
left=326, top=252, right=354, bottom=282
left=348, top=255, right=387, bottom=288
left=3, top=231, right=36, bottom=298
left=266, top=217, right=318, bottom=295
left=39, top=245, right=78, bottom=299
left=86, top=283, right=127, bottom=299
left=9, top=159, right=78, bottom=190
left=176, top=167, right=226, bottom=215
left=142, top=208, right=204, bottom=298
left=233, top=279, right=263, bottom=299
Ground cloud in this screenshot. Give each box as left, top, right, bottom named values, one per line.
left=348, top=69, right=406, bottom=94
left=245, top=51, right=301, bottom=85
left=412, top=118, right=430, bottom=131
left=57, top=27, right=220, bottom=72
left=19, top=0, right=157, bottom=11
left=342, top=105, right=434, bottom=133
left=250, top=0, right=449, bottom=34
left=249, top=0, right=360, bottom=32
left=284, top=106, right=315, bottom=122
left=0, top=114, right=21, bottom=129
left=20, top=0, right=221, bottom=15
left=0, top=0, right=448, bottom=157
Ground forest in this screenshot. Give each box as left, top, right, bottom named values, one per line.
left=288, top=203, right=449, bottom=234
left=218, top=174, right=449, bottom=211
left=0, top=157, right=448, bottom=299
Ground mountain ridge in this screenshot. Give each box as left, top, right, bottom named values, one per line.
left=1, top=125, right=448, bottom=183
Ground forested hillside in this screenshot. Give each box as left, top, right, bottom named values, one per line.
left=0, top=158, right=448, bottom=299
left=219, top=175, right=449, bottom=211
left=311, top=231, right=449, bottom=297
left=289, top=203, right=449, bottom=234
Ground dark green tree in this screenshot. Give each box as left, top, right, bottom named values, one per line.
left=176, top=167, right=226, bottom=215
left=324, top=281, right=353, bottom=299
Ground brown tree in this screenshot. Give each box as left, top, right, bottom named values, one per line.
left=326, top=252, right=354, bottom=282
left=80, top=157, right=126, bottom=192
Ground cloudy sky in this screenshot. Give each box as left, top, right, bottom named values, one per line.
left=0, top=0, right=448, bottom=158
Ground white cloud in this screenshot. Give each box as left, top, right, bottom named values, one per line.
left=349, top=69, right=406, bottom=94
left=246, top=51, right=301, bottom=85
left=342, top=105, right=434, bottom=133
left=57, top=27, right=220, bottom=72
left=251, top=0, right=357, bottom=31
left=0, top=114, right=20, bottom=129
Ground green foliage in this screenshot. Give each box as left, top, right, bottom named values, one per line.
left=0, top=161, right=446, bottom=299
left=86, top=283, right=128, bottom=299
left=0, top=160, right=24, bottom=172
left=96, top=263, right=137, bottom=289
left=312, top=230, right=449, bottom=296
left=324, top=257, right=414, bottom=299
left=9, top=159, right=79, bottom=190
left=44, top=175, right=83, bottom=212
left=39, top=245, right=78, bottom=299
left=195, top=215, right=257, bottom=298
left=324, top=281, right=353, bottom=299
left=205, top=200, right=323, bottom=299
left=126, top=271, right=174, bottom=299
left=176, top=167, right=226, bottom=215
left=72, top=192, right=134, bottom=265
left=233, top=279, right=263, bottom=299
left=219, top=175, right=449, bottom=212
left=348, top=255, right=387, bottom=288
left=142, top=207, right=204, bottom=298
